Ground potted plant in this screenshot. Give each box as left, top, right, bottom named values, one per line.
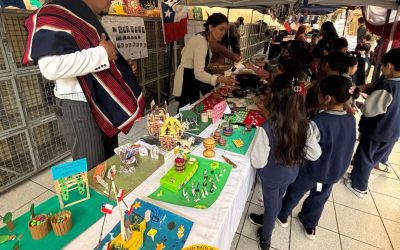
left=1, top=212, right=14, bottom=231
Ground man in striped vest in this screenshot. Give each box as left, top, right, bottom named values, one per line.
left=23, top=0, right=145, bottom=169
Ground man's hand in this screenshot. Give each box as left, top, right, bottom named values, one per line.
left=99, top=33, right=117, bottom=60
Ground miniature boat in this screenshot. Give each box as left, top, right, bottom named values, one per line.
left=108, top=220, right=146, bottom=250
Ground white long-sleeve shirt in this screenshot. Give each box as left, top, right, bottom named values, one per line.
left=38, top=46, right=110, bottom=102
left=250, top=121, right=322, bottom=169
left=173, top=33, right=218, bottom=97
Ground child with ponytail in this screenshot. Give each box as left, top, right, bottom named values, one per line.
left=249, top=73, right=322, bottom=249
left=275, top=75, right=359, bottom=239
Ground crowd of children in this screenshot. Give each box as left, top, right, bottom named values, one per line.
left=246, top=20, right=400, bottom=250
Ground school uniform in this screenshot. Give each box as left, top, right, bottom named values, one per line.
left=250, top=121, right=321, bottom=244
left=351, top=77, right=400, bottom=191
left=278, top=110, right=356, bottom=229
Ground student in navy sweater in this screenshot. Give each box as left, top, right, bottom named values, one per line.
left=249, top=74, right=321, bottom=250
left=271, top=75, right=358, bottom=239
left=346, top=48, right=400, bottom=198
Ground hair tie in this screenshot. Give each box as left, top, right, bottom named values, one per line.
left=348, top=86, right=356, bottom=95
left=292, top=79, right=307, bottom=96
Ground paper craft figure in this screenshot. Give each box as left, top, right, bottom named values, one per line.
left=150, top=146, right=160, bottom=159
left=139, top=146, right=149, bottom=156
left=51, top=159, right=90, bottom=209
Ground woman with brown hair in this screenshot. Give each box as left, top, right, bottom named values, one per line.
left=173, top=13, right=237, bottom=109
left=294, top=25, right=308, bottom=43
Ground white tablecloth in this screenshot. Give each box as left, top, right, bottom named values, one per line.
left=65, top=111, right=256, bottom=250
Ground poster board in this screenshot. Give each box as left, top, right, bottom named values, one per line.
left=101, top=16, right=148, bottom=60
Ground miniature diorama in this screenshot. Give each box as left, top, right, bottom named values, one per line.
left=50, top=210, right=72, bottom=236
left=114, top=143, right=140, bottom=173
left=159, top=117, right=185, bottom=151
left=160, top=156, right=199, bottom=193
left=149, top=156, right=234, bottom=209
left=52, top=159, right=90, bottom=209
left=147, top=101, right=168, bottom=136
left=1, top=212, right=14, bottom=232
left=28, top=204, right=50, bottom=240
left=96, top=167, right=146, bottom=250
left=203, top=137, right=216, bottom=158
left=97, top=198, right=193, bottom=250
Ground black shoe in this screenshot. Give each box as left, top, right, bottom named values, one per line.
left=259, top=240, right=270, bottom=249
left=257, top=226, right=262, bottom=238
left=249, top=213, right=263, bottom=226
left=276, top=216, right=289, bottom=228
left=298, top=213, right=316, bottom=240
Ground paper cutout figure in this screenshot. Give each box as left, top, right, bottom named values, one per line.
left=150, top=146, right=160, bottom=159
left=147, top=228, right=157, bottom=241
left=145, top=210, right=151, bottom=222
left=177, top=225, right=185, bottom=239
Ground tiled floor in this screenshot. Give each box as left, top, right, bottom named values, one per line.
left=1, top=100, right=400, bottom=250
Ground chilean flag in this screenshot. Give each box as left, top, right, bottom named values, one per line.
left=160, top=0, right=188, bottom=44
left=101, top=203, right=114, bottom=214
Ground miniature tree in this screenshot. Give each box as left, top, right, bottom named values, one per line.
left=30, top=204, right=35, bottom=219
left=1, top=212, right=14, bottom=231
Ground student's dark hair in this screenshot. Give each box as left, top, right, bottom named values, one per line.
left=267, top=73, right=309, bottom=166
left=278, top=59, right=305, bottom=79
left=333, top=37, right=348, bottom=51
left=358, top=17, right=365, bottom=24
left=321, top=21, right=339, bottom=41
left=324, top=51, right=349, bottom=74
left=203, top=13, right=229, bottom=31
left=381, top=48, right=400, bottom=71
left=287, top=40, right=313, bottom=68
left=319, top=75, right=360, bottom=103
left=346, top=52, right=359, bottom=68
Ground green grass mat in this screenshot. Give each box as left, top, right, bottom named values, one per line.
left=0, top=189, right=114, bottom=250
left=88, top=154, right=164, bottom=200
left=148, top=156, right=232, bottom=209
left=215, top=126, right=256, bottom=155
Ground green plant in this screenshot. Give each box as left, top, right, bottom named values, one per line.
left=30, top=204, right=35, bottom=218
left=2, top=212, right=12, bottom=224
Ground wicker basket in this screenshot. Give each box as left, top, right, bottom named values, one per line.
left=205, top=63, right=232, bottom=75
left=28, top=214, right=50, bottom=240
left=50, top=210, right=72, bottom=236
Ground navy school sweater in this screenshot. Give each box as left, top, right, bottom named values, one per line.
left=251, top=121, right=321, bottom=188
left=359, top=78, right=400, bottom=142
left=302, top=111, right=356, bottom=184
